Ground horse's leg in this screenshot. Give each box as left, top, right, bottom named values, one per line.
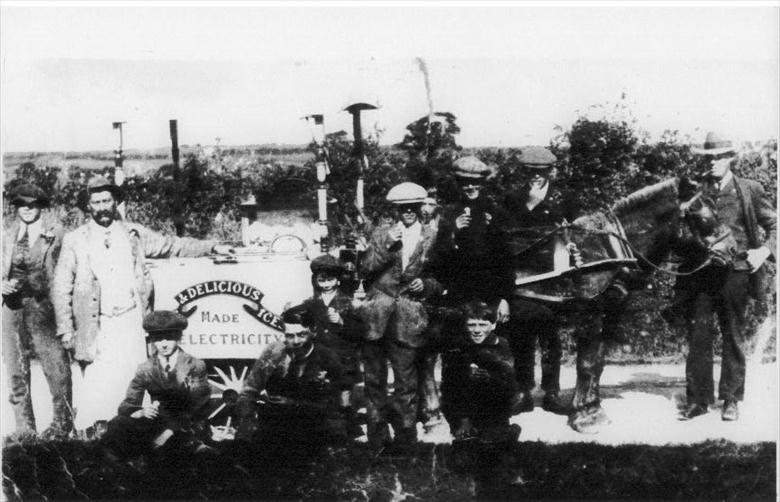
left=568, top=306, right=611, bottom=434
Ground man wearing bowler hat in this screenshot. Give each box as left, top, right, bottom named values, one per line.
left=675, top=132, right=776, bottom=422
left=2, top=183, right=72, bottom=438
left=102, top=310, right=211, bottom=457
left=503, top=147, right=576, bottom=415
left=52, top=176, right=232, bottom=434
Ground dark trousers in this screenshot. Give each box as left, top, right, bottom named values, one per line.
left=361, top=337, right=418, bottom=441
left=2, top=298, right=72, bottom=433
left=682, top=270, right=752, bottom=405
left=103, top=415, right=168, bottom=457
left=505, top=298, right=561, bottom=395
left=415, top=346, right=441, bottom=422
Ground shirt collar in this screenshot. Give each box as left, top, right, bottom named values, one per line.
left=401, top=220, right=422, bottom=235
left=18, top=218, right=43, bottom=241
left=718, top=170, right=734, bottom=191
left=88, top=218, right=119, bottom=233
left=158, top=348, right=180, bottom=367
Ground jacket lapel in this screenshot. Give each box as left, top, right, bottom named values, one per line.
left=2, top=220, right=20, bottom=279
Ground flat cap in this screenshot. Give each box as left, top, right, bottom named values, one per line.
left=143, top=310, right=188, bottom=336
left=87, top=175, right=123, bottom=201
left=10, top=183, right=49, bottom=206
left=386, top=182, right=427, bottom=205
left=452, top=156, right=491, bottom=180
left=310, top=254, right=344, bottom=274
left=282, top=303, right=315, bottom=331
left=518, top=147, right=557, bottom=168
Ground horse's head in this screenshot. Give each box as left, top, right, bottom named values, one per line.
left=610, top=176, right=736, bottom=270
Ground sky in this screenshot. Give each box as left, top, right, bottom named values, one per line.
left=1, top=3, right=778, bottom=152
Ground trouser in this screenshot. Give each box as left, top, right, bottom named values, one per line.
left=415, top=347, right=441, bottom=423
left=361, top=337, right=418, bottom=443
left=103, top=414, right=208, bottom=458
left=442, top=383, right=512, bottom=433
left=2, top=297, right=72, bottom=433
left=505, top=298, right=561, bottom=395
left=682, top=270, right=752, bottom=405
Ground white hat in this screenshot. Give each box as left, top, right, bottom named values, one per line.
left=386, top=182, right=427, bottom=204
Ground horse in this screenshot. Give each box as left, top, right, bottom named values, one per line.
left=506, top=177, right=735, bottom=433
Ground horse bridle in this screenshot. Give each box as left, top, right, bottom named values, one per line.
left=510, top=190, right=727, bottom=278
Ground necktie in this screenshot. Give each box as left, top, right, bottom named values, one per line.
left=164, top=356, right=172, bottom=374
left=12, top=226, right=31, bottom=276
left=104, top=230, right=111, bottom=249
left=18, top=225, right=29, bottom=249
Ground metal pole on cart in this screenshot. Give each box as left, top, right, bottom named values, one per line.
left=344, top=102, right=377, bottom=217
left=303, top=114, right=330, bottom=253
left=344, top=102, right=377, bottom=299
left=112, top=121, right=127, bottom=219
left=170, top=119, right=185, bottom=237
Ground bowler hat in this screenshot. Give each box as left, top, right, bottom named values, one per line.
left=518, top=147, right=556, bottom=168
left=86, top=176, right=123, bottom=201
left=310, top=254, right=344, bottom=275
left=691, top=132, right=735, bottom=156
left=143, top=310, right=188, bottom=338
left=452, top=156, right=491, bottom=180
left=10, top=183, right=49, bottom=206
left=386, top=182, right=427, bottom=205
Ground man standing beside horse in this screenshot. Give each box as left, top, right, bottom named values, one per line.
left=502, top=147, right=576, bottom=415
left=676, top=132, right=776, bottom=422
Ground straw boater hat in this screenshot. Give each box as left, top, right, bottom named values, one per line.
left=386, top=182, right=428, bottom=205
left=518, top=146, right=557, bottom=169
left=691, top=132, right=736, bottom=156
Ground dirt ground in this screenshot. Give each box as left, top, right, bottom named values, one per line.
left=3, top=358, right=777, bottom=446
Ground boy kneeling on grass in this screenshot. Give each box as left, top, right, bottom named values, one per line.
left=234, top=304, right=347, bottom=453
left=102, top=311, right=213, bottom=458
left=441, top=300, right=520, bottom=444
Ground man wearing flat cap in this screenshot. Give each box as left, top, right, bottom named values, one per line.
left=235, top=304, right=345, bottom=449
left=102, top=310, right=211, bottom=457
left=2, top=183, right=72, bottom=438
left=52, top=176, right=233, bottom=433
left=435, top=156, right=513, bottom=313
left=502, top=147, right=576, bottom=415
left=674, top=132, right=776, bottom=422
left=358, top=182, right=443, bottom=453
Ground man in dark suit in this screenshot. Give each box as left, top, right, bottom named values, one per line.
left=102, top=311, right=212, bottom=457
left=2, top=183, right=72, bottom=438
left=676, top=132, right=776, bottom=422
left=358, top=182, right=443, bottom=453
left=502, top=147, right=576, bottom=414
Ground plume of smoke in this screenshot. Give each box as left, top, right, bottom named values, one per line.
left=415, top=57, right=434, bottom=149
